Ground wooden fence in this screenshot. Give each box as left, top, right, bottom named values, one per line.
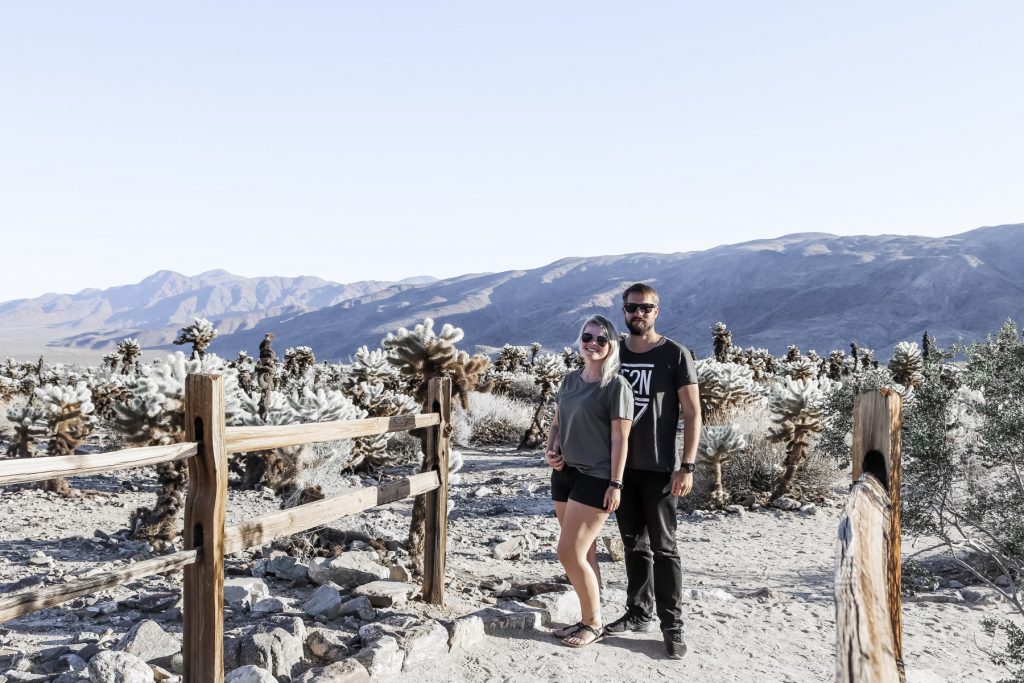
left=0, top=373, right=452, bottom=683
left=835, top=389, right=905, bottom=683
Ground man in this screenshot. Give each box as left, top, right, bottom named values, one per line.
left=606, top=282, right=701, bottom=659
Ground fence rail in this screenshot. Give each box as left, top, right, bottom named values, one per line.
left=835, top=389, right=905, bottom=683
left=0, top=373, right=452, bottom=683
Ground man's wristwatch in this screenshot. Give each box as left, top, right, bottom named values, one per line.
left=608, top=479, right=624, bottom=490
left=678, top=462, right=696, bottom=473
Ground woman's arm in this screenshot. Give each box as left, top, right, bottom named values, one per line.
left=544, top=406, right=564, bottom=470
left=604, top=417, right=632, bottom=511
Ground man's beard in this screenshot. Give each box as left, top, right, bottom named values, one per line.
left=627, top=318, right=649, bottom=335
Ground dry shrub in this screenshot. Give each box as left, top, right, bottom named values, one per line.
left=452, top=392, right=532, bottom=446
left=681, top=402, right=835, bottom=512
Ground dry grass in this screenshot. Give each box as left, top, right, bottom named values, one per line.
left=451, top=391, right=533, bottom=446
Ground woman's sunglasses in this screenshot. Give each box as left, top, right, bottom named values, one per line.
left=580, top=333, right=609, bottom=347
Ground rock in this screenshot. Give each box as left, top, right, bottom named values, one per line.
left=238, top=627, right=303, bottom=681
left=136, top=593, right=179, bottom=613
left=150, top=665, right=176, bottom=682
left=746, top=587, right=784, bottom=602
left=961, top=586, right=1005, bottom=605
left=724, top=505, right=745, bottom=516
left=309, top=553, right=390, bottom=588
left=306, top=628, right=355, bottom=661
left=492, top=537, right=525, bottom=560
left=447, top=615, right=486, bottom=652
left=352, top=581, right=417, bottom=608
left=526, top=589, right=580, bottom=625
left=224, top=578, right=271, bottom=612
left=224, top=666, right=278, bottom=683
left=601, top=535, right=625, bottom=561
left=304, top=584, right=345, bottom=619
left=388, top=565, right=412, bottom=582
left=474, top=606, right=544, bottom=634
left=353, top=635, right=404, bottom=680
left=87, top=651, right=155, bottom=683
left=772, top=497, right=801, bottom=511
left=798, top=504, right=817, bottom=515
left=3, top=673, right=48, bottom=682
left=358, top=615, right=449, bottom=669
left=338, top=596, right=376, bottom=621
left=995, top=574, right=1014, bottom=587
left=113, top=620, right=181, bottom=662
left=61, top=653, right=88, bottom=673
left=297, top=660, right=370, bottom=683
left=27, top=551, right=53, bottom=566
left=905, top=590, right=965, bottom=604
left=473, top=487, right=495, bottom=498
left=265, top=556, right=310, bottom=585
left=252, top=597, right=290, bottom=614
left=946, top=580, right=964, bottom=589
left=682, top=588, right=736, bottom=603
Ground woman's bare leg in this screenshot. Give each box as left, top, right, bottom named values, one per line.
left=557, top=500, right=610, bottom=644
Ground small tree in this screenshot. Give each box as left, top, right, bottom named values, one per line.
left=519, top=353, right=568, bottom=449
left=173, top=318, right=218, bottom=360
left=768, top=375, right=832, bottom=500
left=696, top=360, right=760, bottom=424
left=697, top=424, right=747, bottom=507
left=712, top=322, right=733, bottom=362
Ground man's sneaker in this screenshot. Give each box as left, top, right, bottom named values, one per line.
left=605, top=613, right=655, bottom=633
left=664, top=631, right=687, bottom=659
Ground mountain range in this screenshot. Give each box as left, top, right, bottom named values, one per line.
left=2, top=224, right=1021, bottom=362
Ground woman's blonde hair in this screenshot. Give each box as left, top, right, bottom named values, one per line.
left=578, top=314, right=621, bottom=387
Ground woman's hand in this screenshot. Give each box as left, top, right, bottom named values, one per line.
left=545, top=448, right=564, bottom=471
left=604, top=487, right=621, bottom=512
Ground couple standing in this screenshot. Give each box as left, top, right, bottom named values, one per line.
left=544, top=282, right=701, bottom=659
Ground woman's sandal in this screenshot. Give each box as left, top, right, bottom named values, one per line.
left=552, top=622, right=585, bottom=639
left=561, top=623, right=604, bottom=648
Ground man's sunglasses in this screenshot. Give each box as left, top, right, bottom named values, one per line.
left=580, top=333, right=609, bottom=347
left=623, top=303, right=657, bottom=314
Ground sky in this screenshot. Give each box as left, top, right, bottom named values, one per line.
left=2, top=2, right=1023, bottom=301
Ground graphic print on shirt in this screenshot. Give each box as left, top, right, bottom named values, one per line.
left=620, top=362, right=654, bottom=422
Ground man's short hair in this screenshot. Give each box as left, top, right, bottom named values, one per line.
left=621, top=282, right=659, bottom=305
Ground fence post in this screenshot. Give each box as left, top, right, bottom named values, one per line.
left=421, top=376, right=451, bottom=605
left=850, top=388, right=904, bottom=680
left=183, top=374, right=227, bottom=683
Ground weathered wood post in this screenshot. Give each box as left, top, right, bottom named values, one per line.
left=421, top=376, right=451, bottom=605
left=836, top=388, right=904, bottom=683
left=183, top=374, right=228, bottom=682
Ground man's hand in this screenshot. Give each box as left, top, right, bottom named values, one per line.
left=670, top=469, right=693, bottom=497
left=545, top=448, right=564, bottom=471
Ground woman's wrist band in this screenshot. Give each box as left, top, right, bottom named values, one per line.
left=608, top=479, right=624, bottom=490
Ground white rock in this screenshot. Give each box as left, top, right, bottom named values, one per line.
left=304, top=584, right=345, bottom=619
left=309, top=553, right=390, bottom=588
left=87, top=651, right=155, bottom=683
left=354, top=635, right=404, bottom=680
left=224, top=666, right=278, bottom=683
left=353, top=581, right=417, bottom=608
left=223, top=577, right=270, bottom=611
left=447, top=615, right=486, bottom=652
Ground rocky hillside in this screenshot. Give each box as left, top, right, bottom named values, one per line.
left=211, top=224, right=1024, bottom=360
left=0, top=270, right=434, bottom=354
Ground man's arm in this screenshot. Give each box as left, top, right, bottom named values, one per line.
left=671, top=383, right=702, bottom=496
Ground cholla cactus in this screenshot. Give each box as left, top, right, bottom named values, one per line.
left=561, top=346, right=584, bottom=370
left=282, top=346, right=316, bottom=389
left=256, top=333, right=278, bottom=420
left=36, top=381, right=95, bottom=456
left=922, top=331, right=937, bottom=361
left=529, top=342, right=542, bottom=363
left=696, top=360, right=760, bottom=423
left=5, top=402, right=47, bottom=457
left=231, top=351, right=256, bottom=394
left=381, top=318, right=488, bottom=410
left=827, top=350, right=848, bottom=381
left=712, top=322, right=733, bottom=362
left=519, top=353, right=568, bottom=449
left=888, top=341, right=924, bottom=389
left=342, top=346, right=420, bottom=468
left=781, top=356, right=819, bottom=382
left=173, top=318, right=218, bottom=360
left=493, top=344, right=530, bottom=373
left=697, top=424, right=747, bottom=507
left=112, top=352, right=242, bottom=546
left=785, top=345, right=801, bottom=362
left=115, top=338, right=142, bottom=375
left=728, top=346, right=776, bottom=381
left=768, top=375, right=833, bottom=500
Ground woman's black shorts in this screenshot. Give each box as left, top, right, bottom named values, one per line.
left=551, top=466, right=609, bottom=511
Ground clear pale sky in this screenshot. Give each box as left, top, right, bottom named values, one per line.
left=2, top=2, right=1022, bottom=301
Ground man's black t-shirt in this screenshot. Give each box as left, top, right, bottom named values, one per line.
left=618, top=337, right=697, bottom=473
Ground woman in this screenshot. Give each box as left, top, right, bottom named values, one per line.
left=544, top=314, right=633, bottom=648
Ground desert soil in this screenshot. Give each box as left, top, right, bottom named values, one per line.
left=0, top=445, right=1014, bottom=682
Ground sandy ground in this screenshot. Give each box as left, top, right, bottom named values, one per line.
left=0, top=446, right=1015, bottom=682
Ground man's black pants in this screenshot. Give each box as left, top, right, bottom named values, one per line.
left=615, top=468, right=683, bottom=634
